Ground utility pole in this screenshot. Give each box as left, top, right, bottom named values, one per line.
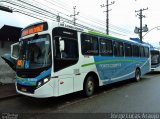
left=70, top=6, right=80, bottom=26
left=101, top=0, right=115, bottom=35
left=135, top=8, right=148, bottom=43
left=56, top=13, right=60, bottom=22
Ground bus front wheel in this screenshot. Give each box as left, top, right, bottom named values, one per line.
left=135, top=68, right=141, bottom=81
left=84, top=76, right=95, bottom=97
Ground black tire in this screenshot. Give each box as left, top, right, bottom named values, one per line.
left=84, top=76, right=95, bottom=97
left=135, top=68, right=141, bottom=81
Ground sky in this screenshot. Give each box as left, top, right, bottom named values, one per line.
left=0, top=0, right=160, bottom=47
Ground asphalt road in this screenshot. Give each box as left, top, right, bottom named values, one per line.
left=0, top=72, right=160, bottom=118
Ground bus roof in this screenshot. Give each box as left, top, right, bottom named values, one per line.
left=21, top=21, right=150, bottom=47
left=86, top=31, right=149, bottom=47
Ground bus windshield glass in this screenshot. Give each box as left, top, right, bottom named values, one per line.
left=17, top=34, right=51, bottom=69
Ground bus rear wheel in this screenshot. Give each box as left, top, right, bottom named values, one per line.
left=84, top=76, right=95, bottom=97
left=135, top=68, right=141, bottom=81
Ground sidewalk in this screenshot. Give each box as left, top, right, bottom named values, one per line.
left=0, top=83, right=19, bottom=100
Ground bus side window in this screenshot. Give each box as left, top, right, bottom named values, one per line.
left=124, top=43, right=132, bottom=57
left=100, top=38, right=113, bottom=56
left=144, top=47, right=149, bottom=58
left=81, top=34, right=99, bottom=55
left=132, top=45, right=139, bottom=57
left=140, top=46, right=145, bottom=57
left=114, top=41, right=124, bottom=57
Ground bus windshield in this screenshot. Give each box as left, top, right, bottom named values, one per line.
left=17, top=34, right=51, bottom=69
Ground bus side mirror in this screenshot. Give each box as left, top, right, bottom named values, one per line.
left=1, top=54, right=16, bottom=71
left=60, top=40, right=65, bottom=52
left=11, top=42, right=19, bottom=60
left=1, top=42, right=19, bottom=71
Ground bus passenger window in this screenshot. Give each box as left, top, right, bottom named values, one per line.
left=100, top=38, right=113, bottom=56
left=81, top=34, right=99, bottom=55
left=140, top=46, right=145, bottom=57
left=125, top=43, right=132, bottom=57
left=132, top=45, right=139, bottom=57
left=114, top=41, right=124, bottom=57
left=144, top=47, right=149, bottom=58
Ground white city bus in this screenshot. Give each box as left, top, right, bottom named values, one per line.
left=2, top=21, right=151, bottom=98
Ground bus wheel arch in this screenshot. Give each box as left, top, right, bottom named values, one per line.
left=135, top=67, right=141, bottom=82
left=83, top=72, right=99, bottom=97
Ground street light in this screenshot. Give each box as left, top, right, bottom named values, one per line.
left=142, top=24, right=149, bottom=32
left=0, top=5, right=44, bottom=21
left=0, top=6, right=12, bottom=13
left=134, top=24, right=149, bottom=42
left=142, top=26, right=160, bottom=39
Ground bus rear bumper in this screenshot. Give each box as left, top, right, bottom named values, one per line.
left=16, top=83, right=55, bottom=98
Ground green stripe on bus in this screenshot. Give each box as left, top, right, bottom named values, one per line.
left=81, top=59, right=144, bottom=67
left=88, top=31, right=118, bottom=39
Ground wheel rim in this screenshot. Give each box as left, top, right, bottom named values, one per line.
left=87, top=80, right=94, bottom=93
left=136, top=70, right=140, bottom=81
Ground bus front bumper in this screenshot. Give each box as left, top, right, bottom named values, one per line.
left=16, top=82, right=55, bottom=98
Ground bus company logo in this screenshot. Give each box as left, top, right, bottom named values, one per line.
left=99, top=63, right=122, bottom=69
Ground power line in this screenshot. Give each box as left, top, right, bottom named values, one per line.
left=32, top=0, right=133, bottom=35
left=34, top=0, right=134, bottom=36
left=79, top=14, right=134, bottom=35
left=1, top=1, right=59, bottom=23
left=0, top=0, right=135, bottom=37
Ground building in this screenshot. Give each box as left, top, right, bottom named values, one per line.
left=0, top=25, right=22, bottom=83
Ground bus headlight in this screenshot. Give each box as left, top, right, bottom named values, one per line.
left=44, top=78, right=50, bottom=83
left=37, top=77, right=51, bottom=88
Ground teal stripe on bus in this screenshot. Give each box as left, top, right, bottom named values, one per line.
left=81, top=59, right=144, bottom=67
